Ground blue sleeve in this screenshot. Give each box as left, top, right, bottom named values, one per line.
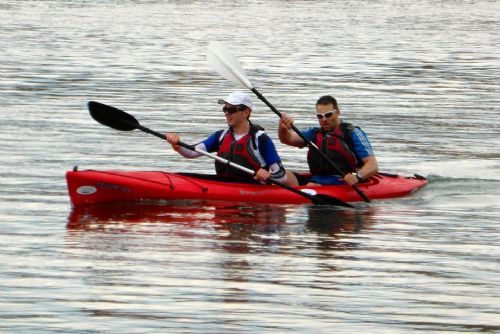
left=301, top=128, right=316, bottom=142
left=200, top=131, right=221, bottom=153
left=257, top=134, right=281, bottom=166
left=351, top=128, right=375, bottom=159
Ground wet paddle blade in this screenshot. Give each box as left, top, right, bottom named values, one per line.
left=312, top=194, right=354, bottom=207
left=207, top=41, right=253, bottom=89
left=87, top=101, right=139, bottom=131
left=267, top=178, right=353, bottom=207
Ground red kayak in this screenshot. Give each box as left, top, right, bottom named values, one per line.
left=66, top=168, right=427, bottom=206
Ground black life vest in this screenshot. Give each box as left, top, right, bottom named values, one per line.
left=307, top=122, right=361, bottom=175
left=214, top=124, right=265, bottom=179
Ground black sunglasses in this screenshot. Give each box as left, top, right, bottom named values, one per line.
left=222, top=105, right=247, bottom=114
left=316, top=111, right=335, bottom=119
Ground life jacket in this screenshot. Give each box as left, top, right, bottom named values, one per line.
left=307, top=122, right=361, bottom=175
left=214, top=123, right=266, bottom=179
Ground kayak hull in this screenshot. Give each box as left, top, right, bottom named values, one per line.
left=66, top=169, right=427, bottom=206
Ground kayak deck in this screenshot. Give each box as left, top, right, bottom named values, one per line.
left=66, top=169, right=427, bottom=207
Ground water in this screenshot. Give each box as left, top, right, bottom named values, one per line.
left=1, top=0, right=499, bottom=333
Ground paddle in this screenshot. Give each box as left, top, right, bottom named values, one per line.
left=87, top=101, right=353, bottom=207
left=207, top=41, right=371, bottom=203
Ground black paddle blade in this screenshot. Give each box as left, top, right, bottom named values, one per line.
left=87, top=101, right=139, bottom=131
left=312, top=194, right=354, bottom=207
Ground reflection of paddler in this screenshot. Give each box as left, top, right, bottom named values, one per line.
left=306, top=206, right=376, bottom=241
left=212, top=204, right=288, bottom=225
left=211, top=204, right=289, bottom=253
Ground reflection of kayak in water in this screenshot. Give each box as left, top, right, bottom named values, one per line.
left=67, top=201, right=292, bottom=230
left=66, top=169, right=427, bottom=206
left=67, top=202, right=371, bottom=227
left=66, top=202, right=376, bottom=255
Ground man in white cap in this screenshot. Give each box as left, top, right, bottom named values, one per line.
left=166, top=92, right=298, bottom=185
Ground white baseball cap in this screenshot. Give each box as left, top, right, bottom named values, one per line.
left=218, top=92, right=253, bottom=110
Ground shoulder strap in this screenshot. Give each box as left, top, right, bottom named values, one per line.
left=340, top=122, right=365, bottom=162
left=340, top=122, right=357, bottom=148
left=249, top=122, right=265, bottom=150
left=213, top=129, right=229, bottom=151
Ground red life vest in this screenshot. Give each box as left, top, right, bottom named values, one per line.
left=215, top=126, right=264, bottom=179
left=307, top=123, right=359, bottom=175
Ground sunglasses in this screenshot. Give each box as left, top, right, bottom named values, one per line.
left=222, top=105, right=247, bottom=114
left=316, top=111, right=335, bottom=120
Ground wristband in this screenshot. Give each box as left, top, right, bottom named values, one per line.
left=352, top=171, right=363, bottom=181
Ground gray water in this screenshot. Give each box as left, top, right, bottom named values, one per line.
left=1, top=1, right=499, bottom=333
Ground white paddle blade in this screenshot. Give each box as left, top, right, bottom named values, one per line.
left=207, top=41, right=253, bottom=89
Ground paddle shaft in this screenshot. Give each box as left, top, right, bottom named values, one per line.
left=134, top=123, right=333, bottom=205
left=251, top=88, right=370, bottom=203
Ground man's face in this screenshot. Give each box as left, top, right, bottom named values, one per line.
left=223, top=103, right=250, bottom=127
left=316, top=103, right=339, bottom=131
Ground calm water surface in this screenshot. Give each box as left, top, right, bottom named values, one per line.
left=1, top=0, right=499, bottom=333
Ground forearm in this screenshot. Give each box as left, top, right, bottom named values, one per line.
left=268, top=161, right=287, bottom=181
left=278, top=128, right=304, bottom=147
left=278, top=127, right=292, bottom=145
left=358, top=156, right=379, bottom=179
left=176, top=143, right=206, bottom=158
left=278, top=114, right=305, bottom=147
